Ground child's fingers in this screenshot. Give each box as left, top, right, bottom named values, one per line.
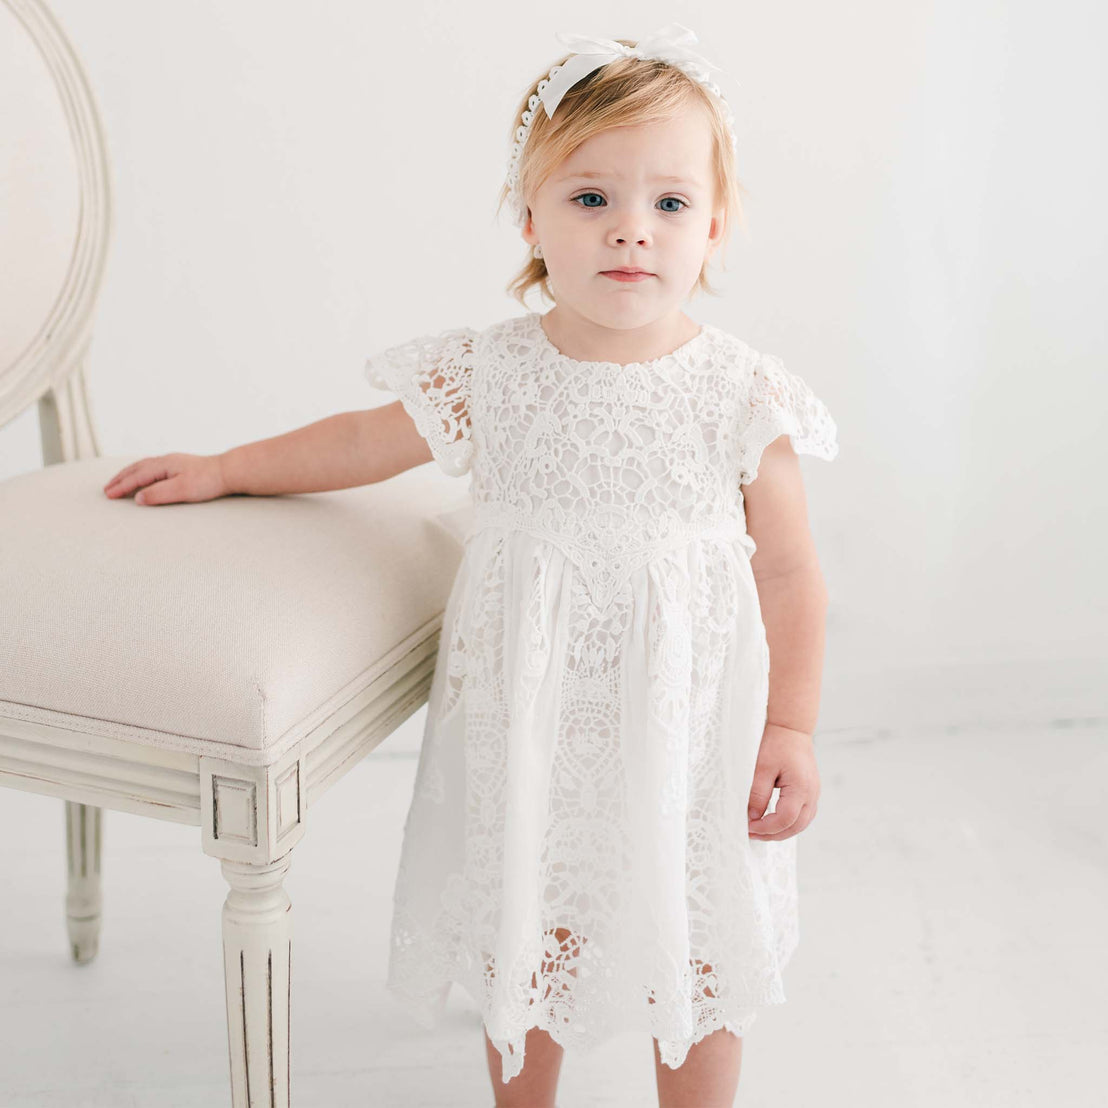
left=749, top=792, right=805, bottom=836
left=749, top=802, right=813, bottom=841
left=103, top=463, right=147, bottom=495
left=747, top=768, right=777, bottom=824
left=105, top=460, right=177, bottom=500
left=134, top=477, right=183, bottom=506
left=104, top=461, right=166, bottom=497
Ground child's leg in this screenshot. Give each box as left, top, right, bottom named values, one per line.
left=652, top=1028, right=743, bottom=1108
left=651, top=959, right=743, bottom=1108
left=484, top=1025, right=564, bottom=1108
left=482, top=926, right=580, bottom=1108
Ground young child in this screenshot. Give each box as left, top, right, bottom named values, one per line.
left=103, top=23, right=838, bottom=1108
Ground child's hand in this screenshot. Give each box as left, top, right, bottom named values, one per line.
left=747, top=723, right=821, bottom=841
left=102, top=453, right=229, bottom=506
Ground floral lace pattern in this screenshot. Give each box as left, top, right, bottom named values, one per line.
left=365, top=312, right=837, bottom=1082
left=365, top=326, right=478, bottom=478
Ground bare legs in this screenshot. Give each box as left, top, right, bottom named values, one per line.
left=483, top=925, right=577, bottom=1107
left=652, top=958, right=744, bottom=1107
left=653, top=1028, right=743, bottom=1108
left=484, top=1025, right=565, bottom=1108
left=482, top=937, right=743, bottom=1108
left=483, top=1024, right=743, bottom=1108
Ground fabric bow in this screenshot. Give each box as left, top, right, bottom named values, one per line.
left=539, top=22, right=729, bottom=120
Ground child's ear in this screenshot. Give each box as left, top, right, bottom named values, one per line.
left=705, top=209, right=726, bottom=259
left=521, top=210, right=537, bottom=247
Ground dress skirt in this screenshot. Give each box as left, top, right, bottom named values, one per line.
left=385, top=524, right=799, bottom=1083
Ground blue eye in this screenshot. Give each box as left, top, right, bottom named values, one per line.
left=571, top=192, right=605, bottom=208
left=570, top=192, right=688, bottom=212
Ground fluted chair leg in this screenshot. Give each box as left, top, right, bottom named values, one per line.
left=64, top=801, right=103, bottom=963
left=220, top=856, right=293, bottom=1108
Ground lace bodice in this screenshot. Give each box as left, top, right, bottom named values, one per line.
left=365, top=312, right=838, bottom=609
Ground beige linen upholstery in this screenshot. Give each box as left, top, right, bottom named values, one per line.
left=0, top=456, right=468, bottom=764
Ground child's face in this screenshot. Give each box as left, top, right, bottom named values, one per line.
left=522, top=103, right=725, bottom=328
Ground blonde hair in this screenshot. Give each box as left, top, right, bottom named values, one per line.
left=496, top=44, right=749, bottom=308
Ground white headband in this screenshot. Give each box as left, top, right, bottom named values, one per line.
left=504, top=22, right=739, bottom=228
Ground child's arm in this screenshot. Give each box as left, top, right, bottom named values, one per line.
left=743, top=435, right=827, bottom=841
left=102, top=402, right=433, bottom=505
left=220, top=403, right=433, bottom=495
left=744, top=435, right=829, bottom=740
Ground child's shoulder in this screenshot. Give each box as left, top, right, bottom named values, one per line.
left=701, top=326, right=827, bottom=397
left=478, top=313, right=535, bottom=347
left=700, top=322, right=761, bottom=371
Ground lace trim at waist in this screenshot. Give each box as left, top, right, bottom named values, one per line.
left=462, top=501, right=756, bottom=609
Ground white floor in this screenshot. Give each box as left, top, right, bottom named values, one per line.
left=1, top=717, right=1104, bottom=1107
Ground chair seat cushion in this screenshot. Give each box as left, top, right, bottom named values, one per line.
left=0, top=456, right=471, bottom=761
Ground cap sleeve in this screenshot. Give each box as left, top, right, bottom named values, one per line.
left=364, top=326, right=478, bottom=477
left=737, top=352, right=839, bottom=486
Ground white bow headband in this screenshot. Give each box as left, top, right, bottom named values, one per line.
left=505, top=22, right=739, bottom=228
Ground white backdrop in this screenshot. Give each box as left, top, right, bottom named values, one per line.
left=2, top=0, right=1104, bottom=738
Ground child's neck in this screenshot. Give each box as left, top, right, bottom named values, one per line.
left=540, top=306, right=701, bottom=366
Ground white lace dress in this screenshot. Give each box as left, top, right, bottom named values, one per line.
left=364, top=310, right=838, bottom=1082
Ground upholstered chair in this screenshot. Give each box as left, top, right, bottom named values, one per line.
left=0, top=2, right=467, bottom=1103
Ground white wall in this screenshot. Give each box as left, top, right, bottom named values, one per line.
left=3, top=0, right=1104, bottom=734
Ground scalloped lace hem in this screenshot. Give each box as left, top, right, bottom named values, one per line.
left=386, top=975, right=779, bottom=1084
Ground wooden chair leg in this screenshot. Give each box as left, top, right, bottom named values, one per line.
left=220, top=856, right=293, bottom=1108
left=65, top=801, right=102, bottom=964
